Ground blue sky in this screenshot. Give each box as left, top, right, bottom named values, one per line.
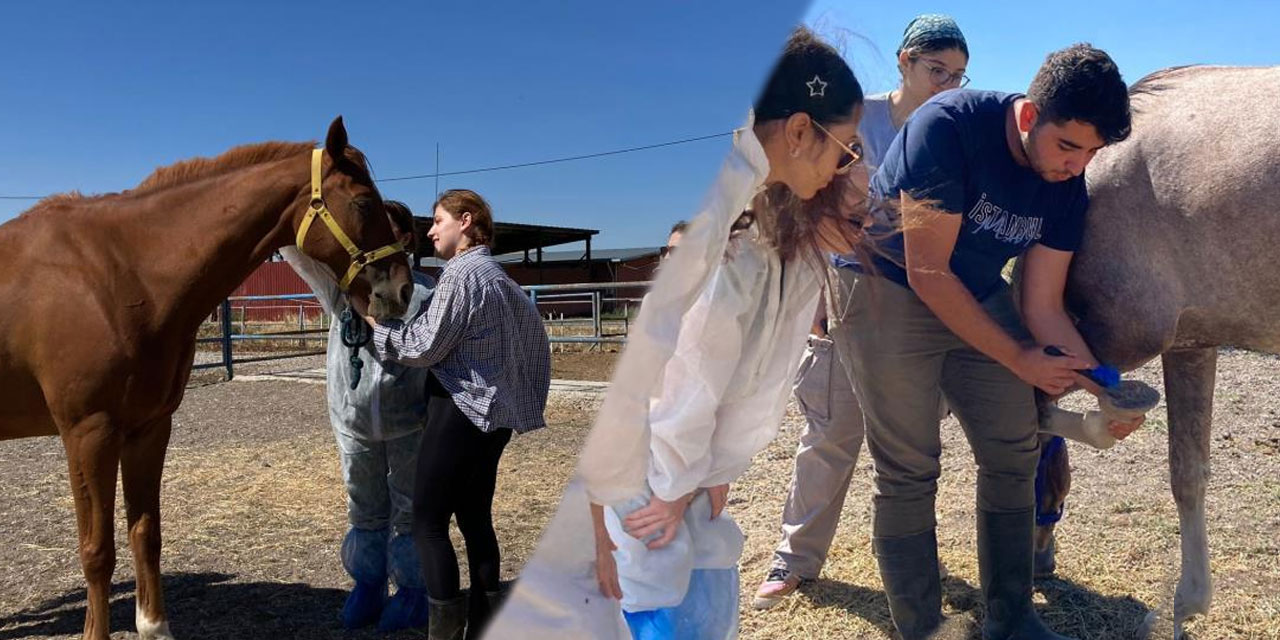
left=805, top=1, right=1277, bottom=96
left=0, top=1, right=805, bottom=249
left=2, top=2, right=1275, bottom=249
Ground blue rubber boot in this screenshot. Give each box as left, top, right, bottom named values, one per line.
left=623, top=608, right=676, bottom=640
left=341, top=527, right=389, bottom=629
left=378, top=532, right=430, bottom=632
left=621, top=569, right=740, bottom=640
left=666, top=568, right=739, bottom=639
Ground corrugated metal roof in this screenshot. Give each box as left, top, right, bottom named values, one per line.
left=496, top=247, right=662, bottom=263
left=412, top=218, right=599, bottom=257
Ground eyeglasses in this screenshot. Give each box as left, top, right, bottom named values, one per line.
left=659, top=245, right=675, bottom=259
left=812, top=120, right=865, bottom=175
left=925, top=63, right=970, bottom=88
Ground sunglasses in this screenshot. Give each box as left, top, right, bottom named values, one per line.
left=812, top=121, right=865, bottom=174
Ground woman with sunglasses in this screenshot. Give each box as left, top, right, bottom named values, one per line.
left=486, top=27, right=869, bottom=640
left=753, top=13, right=970, bottom=610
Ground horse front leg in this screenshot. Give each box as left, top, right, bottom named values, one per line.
left=121, top=416, right=176, bottom=640
left=1149, top=348, right=1216, bottom=639
left=60, top=413, right=124, bottom=640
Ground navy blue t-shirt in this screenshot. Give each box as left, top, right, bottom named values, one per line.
left=852, top=89, right=1088, bottom=301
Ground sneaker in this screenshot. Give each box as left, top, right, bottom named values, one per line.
left=752, top=567, right=805, bottom=610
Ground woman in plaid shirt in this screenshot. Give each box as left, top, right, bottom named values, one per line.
left=361, top=189, right=551, bottom=640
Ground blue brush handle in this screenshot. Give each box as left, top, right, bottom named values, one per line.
left=1043, top=345, right=1120, bottom=389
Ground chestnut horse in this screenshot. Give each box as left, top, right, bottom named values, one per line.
left=0, top=118, right=411, bottom=640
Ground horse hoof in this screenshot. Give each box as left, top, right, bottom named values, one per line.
left=137, top=620, right=176, bottom=640
left=1033, top=537, right=1056, bottom=579
left=1140, top=610, right=1185, bottom=640
left=137, top=608, right=176, bottom=640
left=1100, top=380, right=1161, bottom=416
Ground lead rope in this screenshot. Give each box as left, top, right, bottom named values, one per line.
left=339, top=305, right=371, bottom=390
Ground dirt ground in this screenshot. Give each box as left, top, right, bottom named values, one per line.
left=1, top=349, right=1277, bottom=639
left=549, top=349, right=619, bottom=382
left=735, top=349, right=1280, bottom=640
left=0, top=374, right=595, bottom=640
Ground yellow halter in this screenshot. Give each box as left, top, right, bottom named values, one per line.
left=295, top=148, right=405, bottom=290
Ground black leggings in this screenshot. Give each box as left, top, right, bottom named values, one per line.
left=413, top=374, right=511, bottom=601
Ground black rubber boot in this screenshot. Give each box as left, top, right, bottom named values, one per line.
left=978, top=509, right=1074, bottom=640
left=873, top=529, right=944, bottom=640
left=428, top=595, right=468, bottom=640
left=464, top=588, right=506, bottom=640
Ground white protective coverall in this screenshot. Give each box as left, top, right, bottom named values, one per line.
left=484, top=114, right=827, bottom=639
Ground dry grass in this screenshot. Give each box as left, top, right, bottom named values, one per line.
left=732, top=350, right=1280, bottom=640
left=1, top=350, right=1277, bottom=639
left=0, top=380, right=594, bottom=639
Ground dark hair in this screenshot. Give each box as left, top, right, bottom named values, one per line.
left=383, top=199, right=417, bottom=254
left=739, top=172, right=871, bottom=281
left=669, top=220, right=688, bottom=236
left=903, top=38, right=968, bottom=59
left=754, top=26, right=863, bottom=126
left=433, top=189, right=495, bottom=248
left=746, top=28, right=869, bottom=269
left=896, top=14, right=969, bottom=59
left=1027, top=43, right=1132, bottom=144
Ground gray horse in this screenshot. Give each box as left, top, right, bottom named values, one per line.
left=1037, top=65, right=1280, bottom=638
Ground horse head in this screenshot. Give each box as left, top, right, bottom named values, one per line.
left=293, top=116, right=412, bottom=321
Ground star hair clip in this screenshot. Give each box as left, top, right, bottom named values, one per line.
left=807, top=74, right=827, bottom=98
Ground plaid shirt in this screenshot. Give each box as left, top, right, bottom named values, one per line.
left=372, top=246, right=550, bottom=434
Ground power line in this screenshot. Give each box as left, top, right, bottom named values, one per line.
left=376, top=130, right=734, bottom=183
left=0, top=129, right=738, bottom=200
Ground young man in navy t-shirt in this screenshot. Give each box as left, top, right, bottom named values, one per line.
left=828, top=44, right=1140, bottom=640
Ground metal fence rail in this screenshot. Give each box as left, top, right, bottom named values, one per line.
left=197, top=281, right=651, bottom=380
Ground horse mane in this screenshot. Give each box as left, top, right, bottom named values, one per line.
left=132, top=141, right=315, bottom=194
left=1130, top=65, right=1202, bottom=96
left=1127, top=65, right=1206, bottom=115
left=31, top=141, right=372, bottom=210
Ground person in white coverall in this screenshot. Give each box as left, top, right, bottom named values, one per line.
left=483, top=27, right=871, bottom=640
left=283, top=201, right=436, bottom=633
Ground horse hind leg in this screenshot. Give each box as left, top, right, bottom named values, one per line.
left=1033, top=433, right=1070, bottom=579
left=59, top=413, right=124, bottom=640
left=121, top=417, right=176, bottom=640
left=1144, top=348, right=1216, bottom=639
